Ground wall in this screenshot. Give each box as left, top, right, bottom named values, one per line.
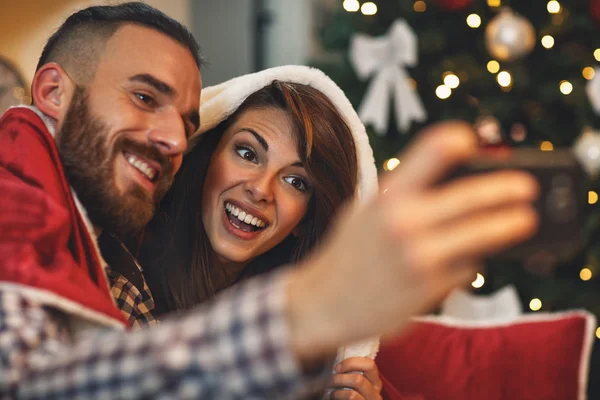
left=191, top=0, right=317, bottom=86
left=0, top=0, right=319, bottom=89
left=0, top=0, right=191, bottom=87
left=264, top=0, right=313, bottom=69
left=191, top=0, right=254, bottom=86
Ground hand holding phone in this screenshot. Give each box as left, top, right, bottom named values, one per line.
left=447, top=148, right=586, bottom=265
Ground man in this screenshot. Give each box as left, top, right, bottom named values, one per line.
left=0, top=2, right=539, bottom=398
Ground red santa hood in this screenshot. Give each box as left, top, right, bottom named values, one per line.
left=0, top=106, right=127, bottom=330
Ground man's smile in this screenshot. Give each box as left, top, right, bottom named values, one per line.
left=121, top=151, right=165, bottom=197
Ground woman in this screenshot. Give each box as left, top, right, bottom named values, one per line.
left=137, top=66, right=381, bottom=399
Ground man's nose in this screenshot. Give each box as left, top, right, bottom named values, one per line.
left=148, top=111, right=188, bottom=157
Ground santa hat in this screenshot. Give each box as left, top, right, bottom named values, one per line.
left=191, top=65, right=380, bottom=371
left=191, top=65, right=378, bottom=205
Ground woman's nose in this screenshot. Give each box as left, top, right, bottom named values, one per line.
left=245, top=174, right=275, bottom=203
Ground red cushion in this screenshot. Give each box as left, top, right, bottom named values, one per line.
left=376, top=311, right=595, bottom=400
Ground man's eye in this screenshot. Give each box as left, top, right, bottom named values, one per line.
left=235, top=145, right=257, bottom=163
left=284, top=176, right=308, bottom=193
left=135, top=93, right=157, bottom=108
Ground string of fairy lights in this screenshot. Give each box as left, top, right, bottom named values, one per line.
left=374, top=0, right=598, bottom=210
left=342, top=0, right=377, bottom=15
left=344, top=0, right=600, bottom=325
left=346, top=0, right=597, bottom=101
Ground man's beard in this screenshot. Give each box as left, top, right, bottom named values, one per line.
left=56, top=86, right=173, bottom=236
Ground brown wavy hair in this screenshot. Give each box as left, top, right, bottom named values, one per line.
left=141, top=80, right=358, bottom=314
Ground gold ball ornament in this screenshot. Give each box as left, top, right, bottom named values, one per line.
left=485, top=8, right=536, bottom=62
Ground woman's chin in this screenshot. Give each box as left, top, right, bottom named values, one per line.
left=213, top=246, right=254, bottom=266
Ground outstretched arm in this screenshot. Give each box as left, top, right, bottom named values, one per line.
left=285, top=122, right=538, bottom=362
left=0, top=121, right=538, bottom=398
left=0, top=272, right=327, bottom=399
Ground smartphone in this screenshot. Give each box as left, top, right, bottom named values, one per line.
left=447, top=148, right=587, bottom=265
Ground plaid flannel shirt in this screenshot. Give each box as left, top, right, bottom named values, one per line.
left=107, top=267, right=158, bottom=328
left=0, top=272, right=329, bottom=399
left=100, top=232, right=158, bottom=328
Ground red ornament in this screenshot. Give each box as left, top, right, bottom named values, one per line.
left=591, top=0, right=600, bottom=24
left=433, top=0, right=474, bottom=11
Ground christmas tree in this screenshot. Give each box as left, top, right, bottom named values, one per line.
left=311, top=0, right=600, bottom=395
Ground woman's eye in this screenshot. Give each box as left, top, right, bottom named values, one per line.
left=235, top=146, right=257, bottom=163
left=284, top=176, right=308, bottom=192
left=135, top=93, right=157, bottom=108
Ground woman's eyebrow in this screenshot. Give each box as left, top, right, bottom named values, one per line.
left=238, top=128, right=304, bottom=167
left=243, top=128, right=269, bottom=151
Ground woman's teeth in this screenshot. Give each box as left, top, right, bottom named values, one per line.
left=225, top=202, right=266, bottom=228
left=126, top=154, right=157, bottom=181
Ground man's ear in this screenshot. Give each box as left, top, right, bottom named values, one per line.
left=31, top=62, right=74, bottom=123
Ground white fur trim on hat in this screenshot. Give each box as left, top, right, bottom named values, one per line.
left=192, top=65, right=378, bottom=204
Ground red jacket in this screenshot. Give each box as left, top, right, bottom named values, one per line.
left=0, top=107, right=127, bottom=327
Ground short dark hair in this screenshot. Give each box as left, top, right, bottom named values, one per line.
left=36, top=2, right=202, bottom=80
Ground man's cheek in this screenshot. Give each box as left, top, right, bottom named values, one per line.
left=172, top=156, right=183, bottom=175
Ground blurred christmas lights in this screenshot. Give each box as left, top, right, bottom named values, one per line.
left=443, top=73, right=460, bottom=88
left=343, top=0, right=360, bottom=12
left=361, top=2, right=377, bottom=15
left=583, top=67, right=595, bottom=80
left=487, top=60, right=500, bottom=73
left=384, top=158, right=401, bottom=171
left=547, top=0, right=561, bottom=14
left=466, top=14, right=482, bottom=28
left=559, top=80, right=573, bottom=95
left=497, top=71, right=512, bottom=87
left=414, top=1, right=426, bottom=12
left=529, top=298, right=542, bottom=311
left=580, top=267, right=593, bottom=281
left=436, top=85, right=452, bottom=99
left=541, top=35, right=555, bottom=49
left=540, top=141, right=554, bottom=151
left=471, top=273, right=485, bottom=289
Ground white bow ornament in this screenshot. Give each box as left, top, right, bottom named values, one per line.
left=350, top=19, right=427, bottom=135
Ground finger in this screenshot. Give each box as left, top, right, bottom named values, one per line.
left=331, top=388, right=366, bottom=400
left=409, top=205, right=538, bottom=272
left=429, top=261, right=482, bottom=306
left=336, top=358, right=382, bottom=390
left=387, top=260, right=482, bottom=320
left=331, top=373, right=378, bottom=399
left=381, top=121, right=477, bottom=194
left=393, top=170, right=539, bottom=230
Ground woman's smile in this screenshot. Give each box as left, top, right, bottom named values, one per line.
left=222, top=200, right=269, bottom=240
